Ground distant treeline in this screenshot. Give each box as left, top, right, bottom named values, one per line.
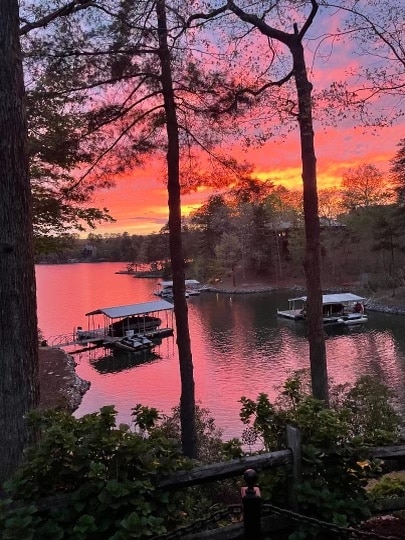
left=36, top=200, right=405, bottom=294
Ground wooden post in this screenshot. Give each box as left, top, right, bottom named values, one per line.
left=241, top=469, right=261, bottom=539
left=286, top=425, right=302, bottom=511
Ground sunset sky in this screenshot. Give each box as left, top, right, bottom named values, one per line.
left=89, top=3, right=404, bottom=238
left=92, top=119, right=404, bottom=237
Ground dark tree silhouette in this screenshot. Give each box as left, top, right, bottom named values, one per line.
left=156, top=0, right=197, bottom=458
left=0, top=0, right=39, bottom=482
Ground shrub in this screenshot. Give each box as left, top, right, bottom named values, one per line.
left=132, top=402, right=242, bottom=463
left=239, top=373, right=402, bottom=537
left=132, top=403, right=244, bottom=510
left=369, top=475, right=405, bottom=500
left=0, top=404, right=242, bottom=539
left=0, top=406, right=190, bottom=540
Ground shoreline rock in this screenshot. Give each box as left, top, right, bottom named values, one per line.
left=38, top=347, right=90, bottom=412
left=62, top=354, right=91, bottom=412
left=366, top=303, right=405, bottom=316
left=203, top=285, right=277, bottom=294
left=202, top=282, right=307, bottom=295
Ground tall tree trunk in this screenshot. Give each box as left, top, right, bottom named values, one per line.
left=226, top=1, right=328, bottom=403
left=290, top=36, right=328, bottom=403
left=156, top=0, right=197, bottom=458
left=0, top=0, right=39, bottom=483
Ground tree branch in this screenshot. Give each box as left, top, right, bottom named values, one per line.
left=325, top=1, right=405, bottom=66
left=299, top=0, right=319, bottom=39
left=186, top=3, right=228, bottom=27
left=66, top=103, right=164, bottom=192
left=20, top=0, right=95, bottom=35
left=227, top=0, right=292, bottom=46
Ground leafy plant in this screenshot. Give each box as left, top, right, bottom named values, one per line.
left=132, top=402, right=243, bottom=463
left=132, top=403, right=244, bottom=513
left=330, top=375, right=401, bottom=445
left=0, top=403, right=243, bottom=539
left=369, top=475, right=405, bottom=500
left=239, top=373, right=401, bottom=538
left=1, top=377, right=401, bottom=540
left=0, top=406, right=190, bottom=539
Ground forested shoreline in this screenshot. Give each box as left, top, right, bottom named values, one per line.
left=37, top=176, right=405, bottom=302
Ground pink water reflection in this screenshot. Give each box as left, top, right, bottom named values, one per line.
left=36, top=263, right=405, bottom=440
left=36, top=263, right=159, bottom=339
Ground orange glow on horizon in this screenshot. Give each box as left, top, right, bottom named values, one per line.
left=88, top=121, right=403, bottom=237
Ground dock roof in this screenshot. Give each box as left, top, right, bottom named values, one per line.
left=86, top=300, right=174, bottom=319
left=160, top=279, right=200, bottom=287
left=289, top=293, right=365, bottom=304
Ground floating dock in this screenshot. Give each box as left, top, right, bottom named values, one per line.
left=276, top=308, right=303, bottom=321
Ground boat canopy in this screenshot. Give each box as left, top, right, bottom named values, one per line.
left=86, top=300, right=174, bottom=319
left=160, top=279, right=200, bottom=288
left=289, top=293, right=365, bottom=305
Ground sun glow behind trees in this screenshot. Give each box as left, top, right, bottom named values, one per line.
left=86, top=0, right=405, bottom=236
left=89, top=121, right=401, bottom=237
left=19, top=1, right=405, bottom=237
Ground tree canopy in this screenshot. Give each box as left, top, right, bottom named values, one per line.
left=341, top=164, right=393, bottom=211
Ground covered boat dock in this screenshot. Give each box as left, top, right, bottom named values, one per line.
left=277, top=293, right=368, bottom=326
left=77, top=299, right=174, bottom=344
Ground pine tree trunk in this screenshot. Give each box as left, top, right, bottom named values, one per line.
left=226, top=0, right=328, bottom=403
left=156, top=0, right=197, bottom=458
left=0, top=0, right=39, bottom=482
left=290, top=37, right=329, bottom=403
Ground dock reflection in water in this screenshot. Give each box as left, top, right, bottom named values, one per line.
left=89, top=347, right=162, bottom=375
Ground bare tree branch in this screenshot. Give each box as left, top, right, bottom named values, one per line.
left=325, top=1, right=405, bottom=66
left=20, top=0, right=95, bottom=35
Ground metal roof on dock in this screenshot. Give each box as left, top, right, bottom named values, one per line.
left=85, top=300, right=174, bottom=319
left=160, top=279, right=200, bottom=287
left=289, top=293, right=365, bottom=304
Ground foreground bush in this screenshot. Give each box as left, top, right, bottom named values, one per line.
left=369, top=474, right=405, bottom=500
left=239, top=373, right=402, bottom=538
left=1, top=376, right=401, bottom=540
left=0, top=406, right=190, bottom=540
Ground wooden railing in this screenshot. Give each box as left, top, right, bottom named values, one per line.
left=155, top=426, right=301, bottom=539
left=153, top=430, right=405, bottom=539
left=7, top=426, right=405, bottom=539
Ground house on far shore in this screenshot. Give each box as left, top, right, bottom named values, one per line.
left=82, top=243, right=96, bottom=260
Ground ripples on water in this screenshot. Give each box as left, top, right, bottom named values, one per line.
left=36, top=263, right=405, bottom=440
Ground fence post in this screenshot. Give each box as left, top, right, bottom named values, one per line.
left=241, top=468, right=261, bottom=539
left=286, top=424, right=302, bottom=511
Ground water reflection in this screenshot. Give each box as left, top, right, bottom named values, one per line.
left=36, top=263, right=405, bottom=440
left=89, top=348, right=162, bottom=375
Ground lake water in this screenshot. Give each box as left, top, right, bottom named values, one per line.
left=36, top=262, right=405, bottom=441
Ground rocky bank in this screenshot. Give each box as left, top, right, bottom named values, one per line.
left=38, top=346, right=90, bottom=412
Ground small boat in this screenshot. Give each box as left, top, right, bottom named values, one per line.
left=185, top=280, right=202, bottom=296
left=107, top=314, right=161, bottom=337
left=115, top=332, right=155, bottom=352
left=154, top=279, right=202, bottom=299
left=186, top=289, right=200, bottom=296
left=277, top=293, right=368, bottom=327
